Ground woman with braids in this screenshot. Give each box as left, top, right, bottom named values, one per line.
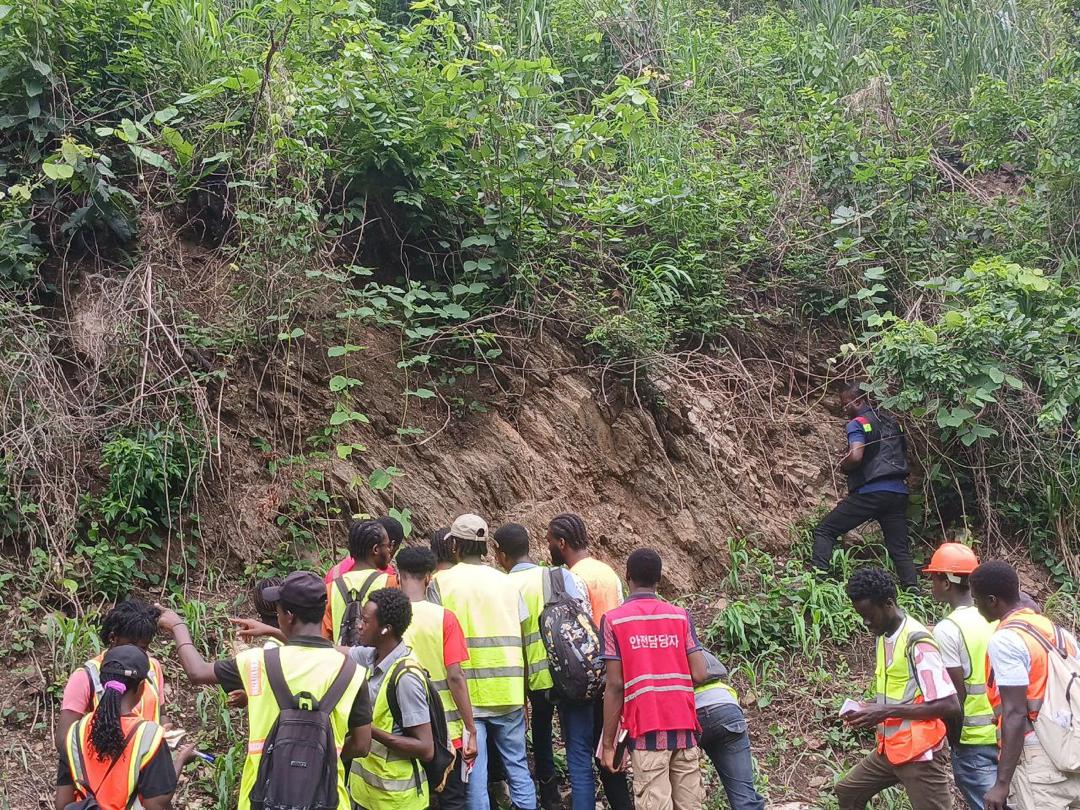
left=322, top=519, right=398, bottom=642
left=56, top=600, right=168, bottom=750
left=429, top=526, right=455, bottom=572
left=56, top=645, right=195, bottom=810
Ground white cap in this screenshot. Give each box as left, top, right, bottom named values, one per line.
left=449, top=513, right=488, bottom=543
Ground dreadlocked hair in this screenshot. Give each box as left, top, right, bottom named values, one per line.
left=430, top=527, right=454, bottom=564
left=100, top=600, right=160, bottom=647
left=349, top=519, right=388, bottom=562
left=548, top=512, right=589, bottom=550
left=368, top=587, right=413, bottom=638
left=89, top=660, right=146, bottom=761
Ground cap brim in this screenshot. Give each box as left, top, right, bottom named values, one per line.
left=262, top=585, right=283, bottom=602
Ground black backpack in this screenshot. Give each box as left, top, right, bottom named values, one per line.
left=249, top=646, right=358, bottom=810
left=334, top=571, right=382, bottom=646
left=539, top=568, right=606, bottom=703
left=386, top=659, right=456, bottom=794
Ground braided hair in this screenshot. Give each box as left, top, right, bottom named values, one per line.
left=548, top=513, right=589, bottom=550
left=100, top=600, right=160, bottom=647
left=429, top=527, right=454, bottom=564
left=252, top=576, right=283, bottom=626
left=88, top=648, right=148, bottom=762
left=349, top=519, right=388, bottom=563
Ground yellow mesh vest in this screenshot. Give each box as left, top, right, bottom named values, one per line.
left=330, top=569, right=390, bottom=642
left=403, top=600, right=465, bottom=742
left=942, top=605, right=997, bottom=746
left=349, top=657, right=430, bottom=810
left=508, top=566, right=554, bottom=692
left=237, top=645, right=367, bottom=810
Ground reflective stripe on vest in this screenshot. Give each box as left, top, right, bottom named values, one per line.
left=85, top=654, right=163, bottom=724
left=349, top=657, right=429, bottom=810
left=941, top=606, right=997, bottom=746
left=874, top=616, right=947, bottom=765
left=402, top=600, right=464, bottom=742
left=330, top=569, right=390, bottom=641
left=430, top=563, right=525, bottom=710
left=65, top=714, right=164, bottom=809
left=237, top=644, right=367, bottom=810
left=987, top=609, right=1078, bottom=743
left=508, top=566, right=554, bottom=692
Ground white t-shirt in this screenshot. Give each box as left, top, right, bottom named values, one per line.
left=987, top=625, right=1080, bottom=686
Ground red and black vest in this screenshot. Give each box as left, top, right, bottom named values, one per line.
left=606, top=596, right=700, bottom=739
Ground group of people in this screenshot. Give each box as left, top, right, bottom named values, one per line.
left=52, top=512, right=766, bottom=810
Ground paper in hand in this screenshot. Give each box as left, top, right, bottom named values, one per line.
left=840, top=699, right=861, bottom=717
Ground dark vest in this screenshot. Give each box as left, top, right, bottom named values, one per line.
left=847, top=409, right=908, bottom=493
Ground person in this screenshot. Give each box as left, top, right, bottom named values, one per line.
left=56, top=599, right=167, bottom=750
left=249, top=576, right=285, bottom=649
left=970, top=560, right=1080, bottom=810
left=430, top=526, right=455, bottom=572
left=323, top=519, right=396, bottom=642
left=694, top=651, right=766, bottom=810
left=546, top=512, right=633, bottom=810
left=346, top=587, right=434, bottom=809
left=396, top=545, right=479, bottom=808
left=56, top=644, right=195, bottom=810
left=326, top=515, right=406, bottom=582
left=812, top=382, right=917, bottom=589
left=924, top=544, right=998, bottom=810
left=429, top=513, right=538, bottom=810
left=836, top=567, right=960, bottom=810
left=492, top=522, right=593, bottom=810
left=600, top=547, right=708, bottom=810
left=157, top=571, right=373, bottom=810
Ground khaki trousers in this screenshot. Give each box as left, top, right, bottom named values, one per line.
left=835, top=749, right=952, bottom=810
left=1010, top=739, right=1080, bottom=810
left=629, top=747, right=704, bottom=810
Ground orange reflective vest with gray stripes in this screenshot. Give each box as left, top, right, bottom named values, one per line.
left=64, top=714, right=165, bottom=810
left=234, top=644, right=368, bottom=810
left=85, top=653, right=164, bottom=724
left=986, top=609, right=1078, bottom=740
left=604, top=595, right=699, bottom=739
left=874, top=616, right=947, bottom=764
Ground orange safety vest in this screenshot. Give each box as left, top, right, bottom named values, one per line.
left=874, top=617, right=947, bottom=764
left=64, top=714, right=166, bottom=810
left=986, top=609, right=1078, bottom=733
left=85, top=653, right=164, bottom=724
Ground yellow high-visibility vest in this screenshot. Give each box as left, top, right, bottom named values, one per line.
left=695, top=680, right=738, bottom=702
left=940, top=605, right=997, bottom=746
left=431, top=563, right=525, bottom=710
left=403, top=599, right=465, bottom=742
left=236, top=644, right=367, bottom=810
left=350, top=656, right=430, bottom=809
left=508, top=566, right=554, bottom=692
left=329, top=569, right=390, bottom=642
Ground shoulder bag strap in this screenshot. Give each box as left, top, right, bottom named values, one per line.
left=547, top=567, right=567, bottom=603
left=263, top=646, right=296, bottom=710
left=357, top=570, right=382, bottom=603
left=334, top=575, right=350, bottom=604
left=1004, top=619, right=1068, bottom=659
left=318, top=654, right=358, bottom=714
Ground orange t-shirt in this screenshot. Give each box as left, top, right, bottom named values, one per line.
left=571, top=557, right=624, bottom=627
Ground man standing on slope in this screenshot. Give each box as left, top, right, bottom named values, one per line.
left=325, top=515, right=405, bottom=582
left=925, top=543, right=998, bottom=810
left=430, top=513, right=538, bottom=810
left=323, top=519, right=396, bottom=643
left=837, top=567, right=960, bottom=810
left=970, top=560, right=1080, bottom=810
left=492, top=522, right=594, bottom=810
left=600, top=547, right=708, bottom=809
left=812, top=382, right=918, bottom=589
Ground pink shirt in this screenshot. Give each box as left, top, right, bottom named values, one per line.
left=61, top=664, right=166, bottom=713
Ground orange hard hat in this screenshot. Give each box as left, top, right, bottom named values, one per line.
left=923, top=542, right=979, bottom=576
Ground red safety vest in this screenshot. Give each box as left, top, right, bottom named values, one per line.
left=605, top=595, right=699, bottom=739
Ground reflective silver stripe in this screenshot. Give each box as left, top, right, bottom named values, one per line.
left=625, top=672, right=692, bottom=690
left=609, top=613, right=687, bottom=626
left=528, top=659, right=549, bottom=676
left=368, top=739, right=409, bottom=762
left=350, top=760, right=420, bottom=792
left=966, top=684, right=988, bottom=695
left=881, top=719, right=914, bottom=738
left=445, top=708, right=463, bottom=722
left=523, top=631, right=542, bottom=646
left=463, top=666, right=526, bottom=679
left=624, top=684, right=694, bottom=702
left=467, top=636, right=523, bottom=649
left=964, top=715, right=996, bottom=727
left=430, top=679, right=449, bottom=692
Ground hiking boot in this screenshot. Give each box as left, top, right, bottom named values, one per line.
left=539, top=775, right=561, bottom=810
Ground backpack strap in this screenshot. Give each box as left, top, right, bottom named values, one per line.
left=357, top=570, right=382, bottom=602
left=1004, top=619, right=1070, bottom=659
left=386, top=660, right=428, bottom=795
left=337, top=570, right=382, bottom=603
left=905, top=630, right=936, bottom=688
left=547, top=567, right=567, bottom=604
left=334, top=575, right=350, bottom=605
left=263, top=646, right=297, bottom=710
left=318, top=654, right=359, bottom=715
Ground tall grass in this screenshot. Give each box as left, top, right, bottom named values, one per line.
left=934, top=0, right=1034, bottom=96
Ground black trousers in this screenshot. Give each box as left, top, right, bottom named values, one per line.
left=592, top=698, right=634, bottom=810
left=431, top=749, right=467, bottom=810
left=812, top=490, right=917, bottom=588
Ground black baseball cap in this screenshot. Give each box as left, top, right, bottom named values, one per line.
left=102, top=644, right=150, bottom=681
left=262, top=571, right=326, bottom=612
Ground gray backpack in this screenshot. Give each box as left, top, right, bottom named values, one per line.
left=249, top=647, right=357, bottom=810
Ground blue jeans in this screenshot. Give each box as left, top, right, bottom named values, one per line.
left=557, top=700, right=597, bottom=810
left=951, top=743, right=998, bottom=810
left=467, top=709, right=537, bottom=810
left=698, top=703, right=765, bottom=810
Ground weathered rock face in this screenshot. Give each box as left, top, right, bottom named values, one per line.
left=206, top=325, right=841, bottom=593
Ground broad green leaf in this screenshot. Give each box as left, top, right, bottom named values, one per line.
left=328, top=344, right=363, bottom=357
left=43, top=162, right=74, bottom=180
left=129, top=144, right=175, bottom=174
left=406, top=388, right=436, bottom=399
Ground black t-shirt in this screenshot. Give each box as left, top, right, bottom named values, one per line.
left=56, top=740, right=177, bottom=798
left=213, top=635, right=372, bottom=729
